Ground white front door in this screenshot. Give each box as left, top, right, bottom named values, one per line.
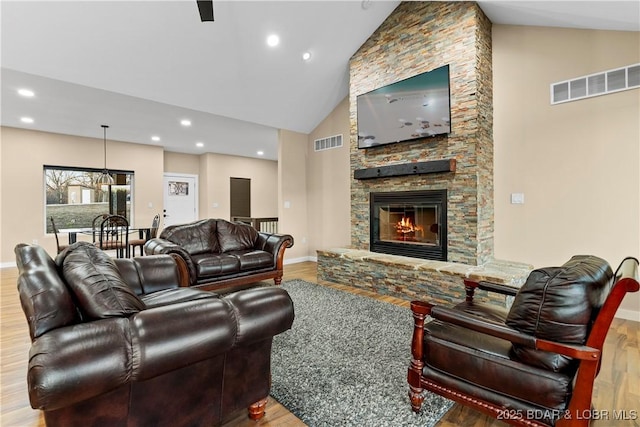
left=163, top=174, right=198, bottom=227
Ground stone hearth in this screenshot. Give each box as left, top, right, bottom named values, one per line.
left=317, top=249, right=533, bottom=307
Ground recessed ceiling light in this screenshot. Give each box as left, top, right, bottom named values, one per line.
left=266, top=34, right=280, bottom=47
left=18, top=88, right=35, bottom=97
left=181, top=119, right=192, bottom=126
left=195, top=142, right=204, bottom=148
left=302, top=52, right=312, bottom=61
left=20, top=117, right=34, bottom=124
left=151, top=136, right=160, bottom=142
left=257, top=150, right=264, bottom=156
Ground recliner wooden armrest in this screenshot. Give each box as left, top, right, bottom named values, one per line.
left=463, top=279, right=519, bottom=302
left=413, top=302, right=601, bottom=361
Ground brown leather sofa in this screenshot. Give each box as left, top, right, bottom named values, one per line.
left=408, top=255, right=640, bottom=427
left=15, top=242, right=295, bottom=427
left=144, top=218, right=294, bottom=292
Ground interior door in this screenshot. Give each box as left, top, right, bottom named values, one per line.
left=230, top=177, right=251, bottom=218
left=163, top=174, right=198, bottom=227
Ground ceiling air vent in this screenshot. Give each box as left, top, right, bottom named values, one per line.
left=551, top=63, right=640, bottom=105
left=314, top=134, right=343, bottom=152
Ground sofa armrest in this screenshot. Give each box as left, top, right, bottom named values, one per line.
left=27, top=318, right=131, bottom=411
left=257, top=233, right=294, bottom=270
left=144, top=238, right=197, bottom=286
left=223, top=287, right=294, bottom=346
left=130, top=298, right=236, bottom=380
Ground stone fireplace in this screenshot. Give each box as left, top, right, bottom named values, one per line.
left=349, top=1, right=494, bottom=266
left=317, top=2, right=533, bottom=306
left=370, top=189, right=447, bottom=261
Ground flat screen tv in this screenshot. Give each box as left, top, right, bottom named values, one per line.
left=357, top=64, right=450, bottom=149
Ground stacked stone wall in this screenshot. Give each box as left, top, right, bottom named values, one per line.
left=349, top=2, right=493, bottom=265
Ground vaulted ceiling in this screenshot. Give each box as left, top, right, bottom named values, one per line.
left=2, top=1, right=638, bottom=160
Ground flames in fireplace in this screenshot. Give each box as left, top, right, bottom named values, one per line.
left=395, top=217, right=423, bottom=240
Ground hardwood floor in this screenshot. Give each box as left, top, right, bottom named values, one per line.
left=2, top=262, right=638, bottom=426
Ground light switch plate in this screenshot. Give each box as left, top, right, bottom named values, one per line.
left=511, top=193, right=525, bottom=204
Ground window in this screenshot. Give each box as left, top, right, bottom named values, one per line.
left=44, top=166, right=134, bottom=233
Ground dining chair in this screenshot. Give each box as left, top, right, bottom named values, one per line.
left=91, top=213, right=109, bottom=243
left=129, top=213, right=161, bottom=257
left=96, top=214, right=129, bottom=258
left=49, top=217, right=69, bottom=254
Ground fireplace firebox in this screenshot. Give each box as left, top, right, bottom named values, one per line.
left=370, top=190, right=447, bottom=261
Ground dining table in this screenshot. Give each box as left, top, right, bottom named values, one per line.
left=60, top=227, right=151, bottom=247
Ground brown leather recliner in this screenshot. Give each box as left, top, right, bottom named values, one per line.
left=15, top=242, right=295, bottom=427
left=408, top=255, right=639, bottom=427
left=144, top=218, right=294, bottom=292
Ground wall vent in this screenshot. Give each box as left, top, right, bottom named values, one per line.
left=551, top=63, right=640, bottom=105
left=314, top=134, right=343, bottom=152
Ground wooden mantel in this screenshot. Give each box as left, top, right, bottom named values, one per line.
left=353, top=159, right=456, bottom=180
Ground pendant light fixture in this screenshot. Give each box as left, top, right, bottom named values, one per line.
left=96, top=125, right=114, bottom=185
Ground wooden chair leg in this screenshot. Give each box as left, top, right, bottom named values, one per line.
left=409, top=384, right=425, bottom=412
left=248, top=397, right=268, bottom=421
left=408, top=300, right=431, bottom=413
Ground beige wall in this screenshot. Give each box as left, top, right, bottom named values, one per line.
left=278, top=129, right=309, bottom=261
left=0, top=127, right=164, bottom=261
left=198, top=153, right=278, bottom=220
left=492, top=26, right=640, bottom=317
left=307, top=97, right=351, bottom=257
left=164, top=151, right=200, bottom=175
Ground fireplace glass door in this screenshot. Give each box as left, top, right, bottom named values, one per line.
left=370, top=190, right=447, bottom=260
left=378, top=204, right=439, bottom=245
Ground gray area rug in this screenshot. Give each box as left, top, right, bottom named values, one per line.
left=270, top=279, right=453, bottom=427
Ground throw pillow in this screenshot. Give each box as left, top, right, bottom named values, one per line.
left=61, top=242, right=145, bottom=319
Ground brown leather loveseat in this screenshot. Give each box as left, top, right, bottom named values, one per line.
left=15, top=242, right=294, bottom=427
left=144, top=218, right=294, bottom=292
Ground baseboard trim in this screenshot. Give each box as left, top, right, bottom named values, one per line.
left=285, top=256, right=317, bottom=265
left=1, top=261, right=17, bottom=269
left=615, top=308, right=640, bottom=322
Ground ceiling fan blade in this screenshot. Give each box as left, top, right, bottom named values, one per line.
left=197, top=0, right=214, bottom=22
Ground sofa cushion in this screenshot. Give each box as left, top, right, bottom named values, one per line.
left=192, top=253, right=240, bottom=278
left=60, top=242, right=146, bottom=319
left=228, top=250, right=273, bottom=271
left=505, top=255, right=613, bottom=372
left=424, top=319, right=572, bottom=411
left=217, top=220, right=258, bottom=253
left=161, top=219, right=220, bottom=255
